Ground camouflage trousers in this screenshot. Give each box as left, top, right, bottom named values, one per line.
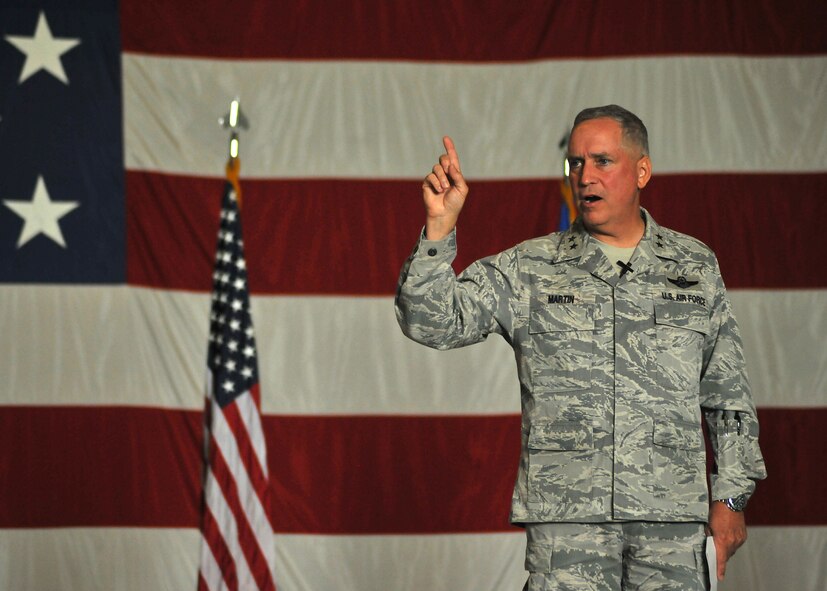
left=523, top=522, right=709, bottom=591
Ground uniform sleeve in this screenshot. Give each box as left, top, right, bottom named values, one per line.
left=394, top=228, right=519, bottom=351
left=699, top=256, right=768, bottom=501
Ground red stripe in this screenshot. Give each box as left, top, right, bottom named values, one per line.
left=120, top=0, right=827, bottom=60
left=126, top=171, right=827, bottom=293
left=267, top=414, right=522, bottom=534
left=250, top=382, right=261, bottom=410
left=210, top=439, right=275, bottom=590
left=201, top=505, right=239, bottom=591
left=0, top=406, right=201, bottom=527
left=1, top=406, right=823, bottom=531
left=744, top=407, right=827, bottom=526
left=222, top=400, right=273, bottom=525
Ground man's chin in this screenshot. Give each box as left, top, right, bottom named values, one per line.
left=578, top=211, right=607, bottom=230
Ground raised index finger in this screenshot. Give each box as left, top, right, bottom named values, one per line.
left=443, top=136, right=461, bottom=171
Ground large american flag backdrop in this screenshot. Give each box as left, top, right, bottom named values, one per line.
left=1, top=1, right=825, bottom=589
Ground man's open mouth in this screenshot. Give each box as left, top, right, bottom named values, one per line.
left=583, top=195, right=602, bottom=203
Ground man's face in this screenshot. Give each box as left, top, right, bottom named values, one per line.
left=566, top=117, right=651, bottom=236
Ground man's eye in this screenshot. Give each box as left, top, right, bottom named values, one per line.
left=597, top=158, right=611, bottom=166
left=568, top=159, right=583, bottom=169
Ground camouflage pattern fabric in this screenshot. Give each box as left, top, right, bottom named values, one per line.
left=523, top=522, right=708, bottom=590
left=395, top=209, right=766, bottom=524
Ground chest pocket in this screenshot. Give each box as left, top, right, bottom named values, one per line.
left=655, top=300, right=709, bottom=338
left=653, top=300, right=709, bottom=335
left=653, top=299, right=709, bottom=391
left=529, top=295, right=596, bottom=392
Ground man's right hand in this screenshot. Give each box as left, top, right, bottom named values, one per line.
left=423, top=136, right=468, bottom=241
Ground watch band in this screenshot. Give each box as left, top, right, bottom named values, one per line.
left=716, top=494, right=748, bottom=512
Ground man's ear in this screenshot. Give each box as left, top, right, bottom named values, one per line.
left=637, top=155, right=652, bottom=190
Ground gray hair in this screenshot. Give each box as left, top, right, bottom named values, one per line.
left=570, top=104, right=649, bottom=156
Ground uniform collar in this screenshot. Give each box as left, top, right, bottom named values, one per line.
left=553, top=208, right=679, bottom=277
left=636, top=209, right=680, bottom=265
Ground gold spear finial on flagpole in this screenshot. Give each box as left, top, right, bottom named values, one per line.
left=219, top=97, right=249, bottom=206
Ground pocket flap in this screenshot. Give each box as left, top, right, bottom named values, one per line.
left=529, top=300, right=595, bottom=334
left=529, top=421, right=594, bottom=451
left=654, top=300, right=709, bottom=335
left=653, top=420, right=703, bottom=450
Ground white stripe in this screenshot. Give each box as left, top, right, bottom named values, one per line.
left=1, top=286, right=824, bottom=411
left=123, top=54, right=827, bottom=179
left=731, top=290, right=827, bottom=409
left=252, top=294, right=522, bottom=415
left=236, top=393, right=269, bottom=477
left=204, top=464, right=256, bottom=590
left=198, top=530, right=224, bottom=591
left=211, top=397, right=276, bottom=578
left=718, top=526, right=827, bottom=591
left=0, top=285, right=206, bottom=408
left=0, top=528, right=200, bottom=591
left=273, top=532, right=528, bottom=591
left=1, top=527, right=824, bottom=591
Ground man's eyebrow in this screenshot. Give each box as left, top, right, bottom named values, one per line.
left=565, top=151, right=611, bottom=160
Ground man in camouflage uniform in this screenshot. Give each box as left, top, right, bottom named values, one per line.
left=395, top=105, right=766, bottom=590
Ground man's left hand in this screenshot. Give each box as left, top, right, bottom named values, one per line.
left=708, top=501, right=748, bottom=580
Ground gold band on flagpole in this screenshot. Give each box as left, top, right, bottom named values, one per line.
left=226, top=157, right=242, bottom=207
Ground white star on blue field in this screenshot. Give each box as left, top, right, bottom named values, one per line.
left=0, top=1, right=124, bottom=282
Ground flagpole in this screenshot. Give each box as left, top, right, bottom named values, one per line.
left=199, top=97, right=276, bottom=591
left=219, top=98, right=249, bottom=205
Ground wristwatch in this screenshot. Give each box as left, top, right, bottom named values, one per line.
left=715, top=494, right=748, bottom=512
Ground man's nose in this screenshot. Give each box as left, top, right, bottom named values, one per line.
left=578, top=161, right=595, bottom=186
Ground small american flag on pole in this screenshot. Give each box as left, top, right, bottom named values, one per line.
left=198, top=175, right=276, bottom=591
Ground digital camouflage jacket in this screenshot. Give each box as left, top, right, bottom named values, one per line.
left=395, top=209, right=766, bottom=524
